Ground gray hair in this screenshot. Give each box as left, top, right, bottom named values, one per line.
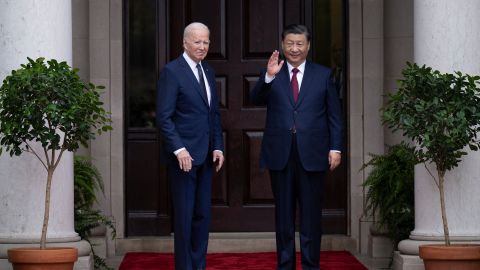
left=183, top=22, right=210, bottom=39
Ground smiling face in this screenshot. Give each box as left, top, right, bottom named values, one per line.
left=281, top=33, right=310, bottom=68
left=183, top=27, right=210, bottom=63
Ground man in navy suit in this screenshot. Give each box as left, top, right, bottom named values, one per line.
left=157, top=22, right=224, bottom=270
left=251, top=24, right=343, bottom=270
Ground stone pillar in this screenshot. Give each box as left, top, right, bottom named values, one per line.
left=0, top=0, right=92, bottom=269
left=394, top=0, right=480, bottom=269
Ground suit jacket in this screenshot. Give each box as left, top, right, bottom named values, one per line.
left=250, top=61, right=343, bottom=171
left=156, top=55, right=224, bottom=165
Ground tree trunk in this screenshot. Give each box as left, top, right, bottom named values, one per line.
left=40, top=168, right=54, bottom=249
left=438, top=169, right=450, bottom=245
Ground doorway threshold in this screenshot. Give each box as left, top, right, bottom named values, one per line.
left=116, top=233, right=356, bottom=255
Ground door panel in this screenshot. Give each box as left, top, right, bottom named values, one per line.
left=125, top=0, right=171, bottom=236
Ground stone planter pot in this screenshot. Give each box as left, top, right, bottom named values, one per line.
left=419, top=244, right=480, bottom=270
left=7, top=247, right=78, bottom=270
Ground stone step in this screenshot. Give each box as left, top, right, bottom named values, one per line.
left=115, top=233, right=357, bottom=255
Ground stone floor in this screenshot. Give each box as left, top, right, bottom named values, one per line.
left=355, top=254, right=392, bottom=270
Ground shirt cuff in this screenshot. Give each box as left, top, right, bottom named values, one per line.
left=213, top=150, right=223, bottom=154
left=330, top=150, right=341, bottom=153
left=174, top=147, right=186, bottom=155
left=265, top=74, right=275, bottom=83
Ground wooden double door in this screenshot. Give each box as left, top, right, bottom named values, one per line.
left=125, top=0, right=347, bottom=236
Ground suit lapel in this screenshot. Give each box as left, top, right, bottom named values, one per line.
left=178, top=57, right=210, bottom=107
left=296, top=61, right=313, bottom=107
left=277, top=65, right=295, bottom=107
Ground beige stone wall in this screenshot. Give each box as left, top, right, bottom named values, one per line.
left=72, top=0, right=90, bottom=83
left=348, top=0, right=385, bottom=254
left=347, top=0, right=412, bottom=255
left=384, top=0, right=414, bottom=147
left=72, top=0, right=90, bottom=158
left=72, top=0, right=124, bottom=257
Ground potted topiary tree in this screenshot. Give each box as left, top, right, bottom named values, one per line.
left=382, top=62, right=480, bottom=269
left=0, top=57, right=112, bottom=270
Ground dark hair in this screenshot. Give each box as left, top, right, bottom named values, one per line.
left=281, top=24, right=311, bottom=42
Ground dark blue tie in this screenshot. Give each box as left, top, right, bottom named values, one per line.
left=196, top=63, right=209, bottom=105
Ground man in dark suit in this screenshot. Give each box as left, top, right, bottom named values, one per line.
left=250, top=24, right=343, bottom=270
left=157, top=22, right=224, bottom=270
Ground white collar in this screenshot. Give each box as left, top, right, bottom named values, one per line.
left=183, top=52, right=202, bottom=69
left=286, top=61, right=306, bottom=74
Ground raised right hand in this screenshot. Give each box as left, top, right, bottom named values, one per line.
left=267, top=50, right=285, bottom=77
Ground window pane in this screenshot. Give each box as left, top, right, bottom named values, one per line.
left=314, top=0, right=346, bottom=102
left=127, top=0, right=157, bottom=128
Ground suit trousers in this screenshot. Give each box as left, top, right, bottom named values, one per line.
left=270, top=134, right=325, bottom=270
left=169, top=157, right=213, bottom=270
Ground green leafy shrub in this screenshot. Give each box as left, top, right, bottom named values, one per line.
left=74, top=156, right=116, bottom=270
left=362, top=142, right=417, bottom=248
